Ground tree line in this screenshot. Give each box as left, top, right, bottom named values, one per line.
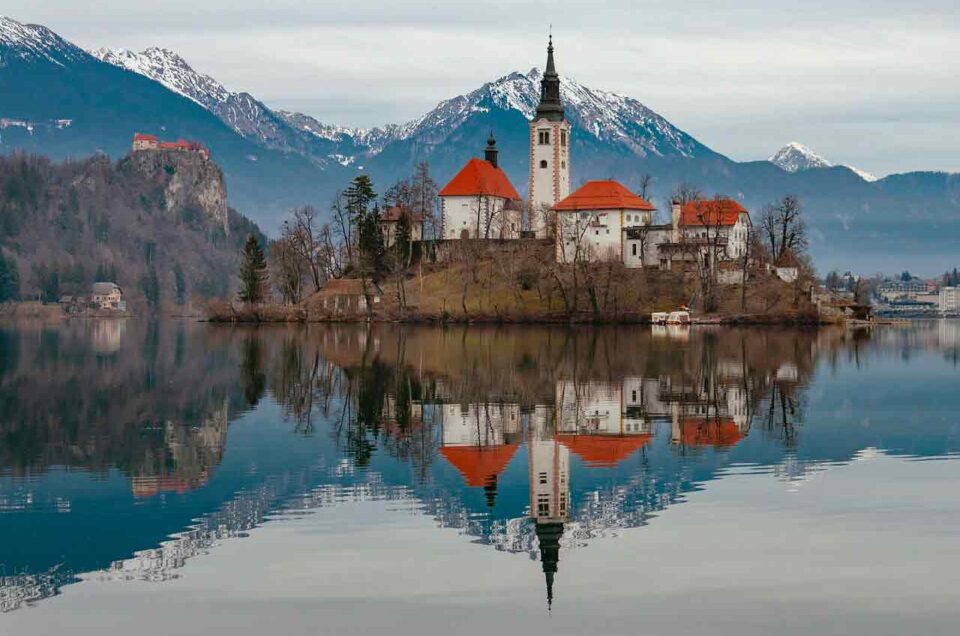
left=237, top=163, right=439, bottom=304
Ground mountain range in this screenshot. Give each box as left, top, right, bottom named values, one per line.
left=3, top=15, right=959, bottom=273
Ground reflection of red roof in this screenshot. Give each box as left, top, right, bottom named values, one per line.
left=131, top=471, right=209, bottom=498
left=680, top=199, right=748, bottom=227
left=557, top=433, right=652, bottom=467
left=440, top=444, right=518, bottom=487
left=554, top=180, right=655, bottom=212
left=439, top=158, right=520, bottom=200
left=678, top=418, right=744, bottom=447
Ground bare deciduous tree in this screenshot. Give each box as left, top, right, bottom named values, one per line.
left=759, top=195, right=807, bottom=264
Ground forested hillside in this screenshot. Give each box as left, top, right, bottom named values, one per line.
left=0, top=150, right=262, bottom=310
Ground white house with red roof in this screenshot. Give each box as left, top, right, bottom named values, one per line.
left=670, top=199, right=752, bottom=259
left=439, top=134, right=522, bottom=240
left=553, top=179, right=657, bottom=263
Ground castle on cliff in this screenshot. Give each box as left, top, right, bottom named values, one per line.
left=132, top=132, right=210, bottom=160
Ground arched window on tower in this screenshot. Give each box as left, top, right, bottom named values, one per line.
left=540, top=160, right=548, bottom=169
left=538, top=130, right=550, bottom=145
left=560, top=130, right=567, bottom=147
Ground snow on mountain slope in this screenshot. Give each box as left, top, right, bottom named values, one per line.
left=770, top=141, right=878, bottom=182
left=90, top=47, right=229, bottom=109
left=90, top=46, right=323, bottom=158
left=0, top=15, right=88, bottom=67
left=845, top=165, right=879, bottom=182
left=770, top=142, right=833, bottom=172
left=277, top=68, right=711, bottom=161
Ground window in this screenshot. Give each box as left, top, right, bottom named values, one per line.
left=632, top=244, right=637, bottom=256
left=539, top=472, right=548, bottom=485
left=538, top=130, right=550, bottom=145
left=560, top=129, right=567, bottom=147
left=540, top=160, right=548, bottom=169
left=561, top=161, right=566, bottom=168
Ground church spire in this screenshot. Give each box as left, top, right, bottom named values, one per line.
left=535, top=521, right=564, bottom=610
left=536, top=33, right=565, bottom=122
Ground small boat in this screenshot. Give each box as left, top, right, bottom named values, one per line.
left=666, top=310, right=691, bottom=325
left=651, top=312, right=669, bottom=325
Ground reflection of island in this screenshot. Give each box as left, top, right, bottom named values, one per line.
left=7, top=322, right=960, bottom=613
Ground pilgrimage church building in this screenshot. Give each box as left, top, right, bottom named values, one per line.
left=438, top=35, right=753, bottom=273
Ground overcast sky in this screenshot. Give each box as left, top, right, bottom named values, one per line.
left=7, top=0, right=960, bottom=176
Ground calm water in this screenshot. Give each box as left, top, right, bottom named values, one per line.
left=1, top=321, right=960, bottom=634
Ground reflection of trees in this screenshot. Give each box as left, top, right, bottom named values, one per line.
left=239, top=333, right=266, bottom=409
left=0, top=322, right=245, bottom=491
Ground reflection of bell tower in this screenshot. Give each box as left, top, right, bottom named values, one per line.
left=528, top=412, right=569, bottom=608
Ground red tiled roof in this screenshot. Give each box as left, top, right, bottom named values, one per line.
left=678, top=418, right=744, bottom=447
left=440, top=444, right=519, bottom=487
left=554, top=180, right=655, bottom=212
left=381, top=205, right=423, bottom=223
left=439, top=158, right=520, bottom=200
left=680, top=199, right=748, bottom=227
left=557, top=433, right=652, bottom=467
left=319, top=278, right=381, bottom=296
left=133, top=132, right=158, bottom=142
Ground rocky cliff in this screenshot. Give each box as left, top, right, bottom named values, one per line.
left=124, top=149, right=229, bottom=232
left=0, top=151, right=263, bottom=309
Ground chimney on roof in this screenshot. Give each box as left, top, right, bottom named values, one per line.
left=671, top=199, right=681, bottom=242
left=484, top=131, right=499, bottom=169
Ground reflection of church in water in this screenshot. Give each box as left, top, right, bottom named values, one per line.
left=438, top=370, right=751, bottom=606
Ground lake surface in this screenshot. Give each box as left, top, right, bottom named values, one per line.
left=1, top=320, right=959, bottom=634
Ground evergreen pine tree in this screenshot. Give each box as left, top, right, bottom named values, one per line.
left=139, top=268, right=160, bottom=310
left=395, top=210, right=412, bottom=267
left=173, top=265, right=187, bottom=306
left=0, top=253, right=20, bottom=302
left=239, top=234, right=269, bottom=303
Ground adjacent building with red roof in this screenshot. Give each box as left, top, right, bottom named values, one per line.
left=439, top=134, right=522, bottom=240
left=378, top=205, right=424, bottom=248
left=553, top=179, right=657, bottom=263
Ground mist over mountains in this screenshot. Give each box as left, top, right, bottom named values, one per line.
left=2, top=16, right=959, bottom=273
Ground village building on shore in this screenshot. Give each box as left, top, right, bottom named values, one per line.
left=91, top=282, right=126, bottom=311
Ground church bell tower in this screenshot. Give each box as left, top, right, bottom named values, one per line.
left=528, top=34, right=571, bottom=239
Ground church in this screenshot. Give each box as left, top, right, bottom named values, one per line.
left=438, top=35, right=753, bottom=273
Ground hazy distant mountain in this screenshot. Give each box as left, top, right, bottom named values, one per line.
left=770, top=142, right=878, bottom=182
left=4, top=16, right=959, bottom=272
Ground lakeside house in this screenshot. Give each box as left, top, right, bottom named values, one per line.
left=91, top=282, right=126, bottom=311
left=940, top=287, right=959, bottom=314
left=313, top=279, right=383, bottom=316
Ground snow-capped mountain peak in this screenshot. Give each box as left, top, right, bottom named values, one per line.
left=0, top=15, right=88, bottom=67
left=89, top=46, right=230, bottom=109
left=769, top=142, right=833, bottom=172
left=770, top=141, right=878, bottom=181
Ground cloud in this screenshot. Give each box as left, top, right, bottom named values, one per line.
left=5, top=0, right=960, bottom=174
